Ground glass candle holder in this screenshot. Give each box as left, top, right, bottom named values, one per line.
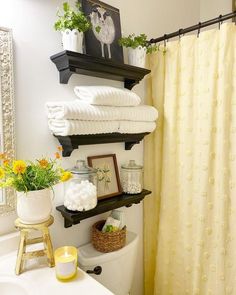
left=54, top=246, right=78, bottom=281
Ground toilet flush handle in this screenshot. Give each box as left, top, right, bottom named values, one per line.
left=86, top=266, right=102, bottom=275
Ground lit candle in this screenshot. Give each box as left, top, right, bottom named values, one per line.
left=54, top=246, right=78, bottom=281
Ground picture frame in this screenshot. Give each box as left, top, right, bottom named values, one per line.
left=81, top=0, right=124, bottom=63
left=87, top=154, right=122, bottom=200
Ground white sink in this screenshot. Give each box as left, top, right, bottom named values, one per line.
left=0, top=253, right=114, bottom=295
left=0, top=276, right=30, bottom=295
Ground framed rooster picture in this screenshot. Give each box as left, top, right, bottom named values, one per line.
left=81, top=0, right=124, bottom=63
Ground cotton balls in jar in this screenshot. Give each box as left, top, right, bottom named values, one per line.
left=64, top=180, right=97, bottom=211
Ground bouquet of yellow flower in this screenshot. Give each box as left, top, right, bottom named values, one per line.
left=0, top=147, right=72, bottom=192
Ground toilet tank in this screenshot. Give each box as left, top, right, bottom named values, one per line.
left=78, top=231, right=139, bottom=295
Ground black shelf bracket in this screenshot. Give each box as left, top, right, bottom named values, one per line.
left=54, top=133, right=149, bottom=157
left=50, top=50, right=150, bottom=89
left=56, top=189, right=152, bottom=228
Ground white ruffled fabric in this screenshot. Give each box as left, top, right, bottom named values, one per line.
left=74, top=86, right=141, bottom=106
left=46, top=101, right=158, bottom=122
left=48, top=119, right=156, bottom=136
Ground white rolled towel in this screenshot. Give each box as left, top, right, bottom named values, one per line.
left=46, top=101, right=158, bottom=122
left=48, top=119, right=156, bottom=136
left=74, top=86, right=141, bottom=106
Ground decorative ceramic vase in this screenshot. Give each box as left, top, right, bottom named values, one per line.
left=16, top=188, right=52, bottom=224
left=61, top=29, right=83, bottom=53
left=128, top=46, right=147, bottom=68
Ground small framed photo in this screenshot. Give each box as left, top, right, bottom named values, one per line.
left=81, top=0, right=124, bottom=63
left=87, top=154, right=122, bottom=200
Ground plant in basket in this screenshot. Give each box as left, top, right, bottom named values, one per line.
left=91, top=220, right=126, bottom=253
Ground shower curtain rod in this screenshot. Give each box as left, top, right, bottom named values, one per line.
left=149, top=11, right=236, bottom=44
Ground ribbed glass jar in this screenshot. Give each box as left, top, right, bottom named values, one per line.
left=64, top=160, right=97, bottom=211
left=121, top=160, right=143, bottom=194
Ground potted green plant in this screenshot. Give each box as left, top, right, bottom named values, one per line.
left=0, top=147, right=72, bottom=224
left=118, top=33, right=157, bottom=67
left=54, top=2, right=91, bottom=53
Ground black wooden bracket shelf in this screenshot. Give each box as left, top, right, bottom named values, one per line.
left=50, top=50, right=150, bottom=89
left=54, top=132, right=150, bottom=157
left=56, top=189, right=151, bottom=228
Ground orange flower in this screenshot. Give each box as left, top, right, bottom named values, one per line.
left=38, top=158, right=49, bottom=168
left=3, top=159, right=9, bottom=166
left=0, top=153, right=6, bottom=160
left=55, top=152, right=61, bottom=159
left=57, top=146, right=63, bottom=152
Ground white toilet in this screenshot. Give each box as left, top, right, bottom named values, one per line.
left=78, top=231, right=139, bottom=295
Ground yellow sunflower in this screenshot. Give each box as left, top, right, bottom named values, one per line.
left=60, top=171, right=72, bottom=182
left=0, top=167, right=5, bottom=179
left=13, top=160, right=27, bottom=175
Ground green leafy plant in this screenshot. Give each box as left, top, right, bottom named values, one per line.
left=54, top=2, right=91, bottom=32
left=0, top=147, right=72, bottom=192
left=118, top=33, right=159, bottom=54
left=104, top=225, right=119, bottom=233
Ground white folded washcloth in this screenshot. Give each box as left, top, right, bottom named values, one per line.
left=46, top=101, right=158, bottom=122
left=48, top=119, right=156, bottom=136
left=74, top=86, right=141, bottom=106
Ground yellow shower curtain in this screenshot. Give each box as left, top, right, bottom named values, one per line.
left=144, top=23, right=236, bottom=295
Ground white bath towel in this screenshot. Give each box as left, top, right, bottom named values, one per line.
left=74, top=86, right=141, bottom=106
left=46, top=101, right=158, bottom=122
left=119, top=121, right=156, bottom=134
left=48, top=119, right=156, bottom=136
left=48, top=120, right=119, bottom=136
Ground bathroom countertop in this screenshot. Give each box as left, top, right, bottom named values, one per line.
left=0, top=251, right=114, bottom=295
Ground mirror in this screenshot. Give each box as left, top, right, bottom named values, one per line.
left=0, top=27, right=16, bottom=215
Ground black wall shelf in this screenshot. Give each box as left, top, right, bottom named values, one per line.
left=56, top=189, right=151, bottom=228
left=50, top=50, right=150, bottom=89
left=54, top=132, right=149, bottom=157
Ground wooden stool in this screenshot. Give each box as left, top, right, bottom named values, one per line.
left=15, top=215, right=55, bottom=275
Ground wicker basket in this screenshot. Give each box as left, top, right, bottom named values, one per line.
left=91, top=220, right=126, bottom=253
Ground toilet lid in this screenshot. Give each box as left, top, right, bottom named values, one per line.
left=78, top=231, right=138, bottom=266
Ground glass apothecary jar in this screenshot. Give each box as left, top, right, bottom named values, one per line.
left=64, top=160, right=97, bottom=211
left=121, top=160, right=143, bottom=194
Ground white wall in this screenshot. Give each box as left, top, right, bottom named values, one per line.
left=0, top=1, right=199, bottom=294
left=200, top=0, right=232, bottom=20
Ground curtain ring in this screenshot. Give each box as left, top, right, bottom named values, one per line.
left=197, top=22, right=201, bottom=37
left=179, top=29, right=183, bottom=40
left=218, top=14, right=223, bottom=29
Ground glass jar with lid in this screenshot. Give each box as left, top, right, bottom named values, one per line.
left=64, top=160, right=97, bottom=211
left=121, top=160, right=143, bottom=194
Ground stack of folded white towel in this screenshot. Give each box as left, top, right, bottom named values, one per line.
left=46, top=86, right=158, bottom=136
